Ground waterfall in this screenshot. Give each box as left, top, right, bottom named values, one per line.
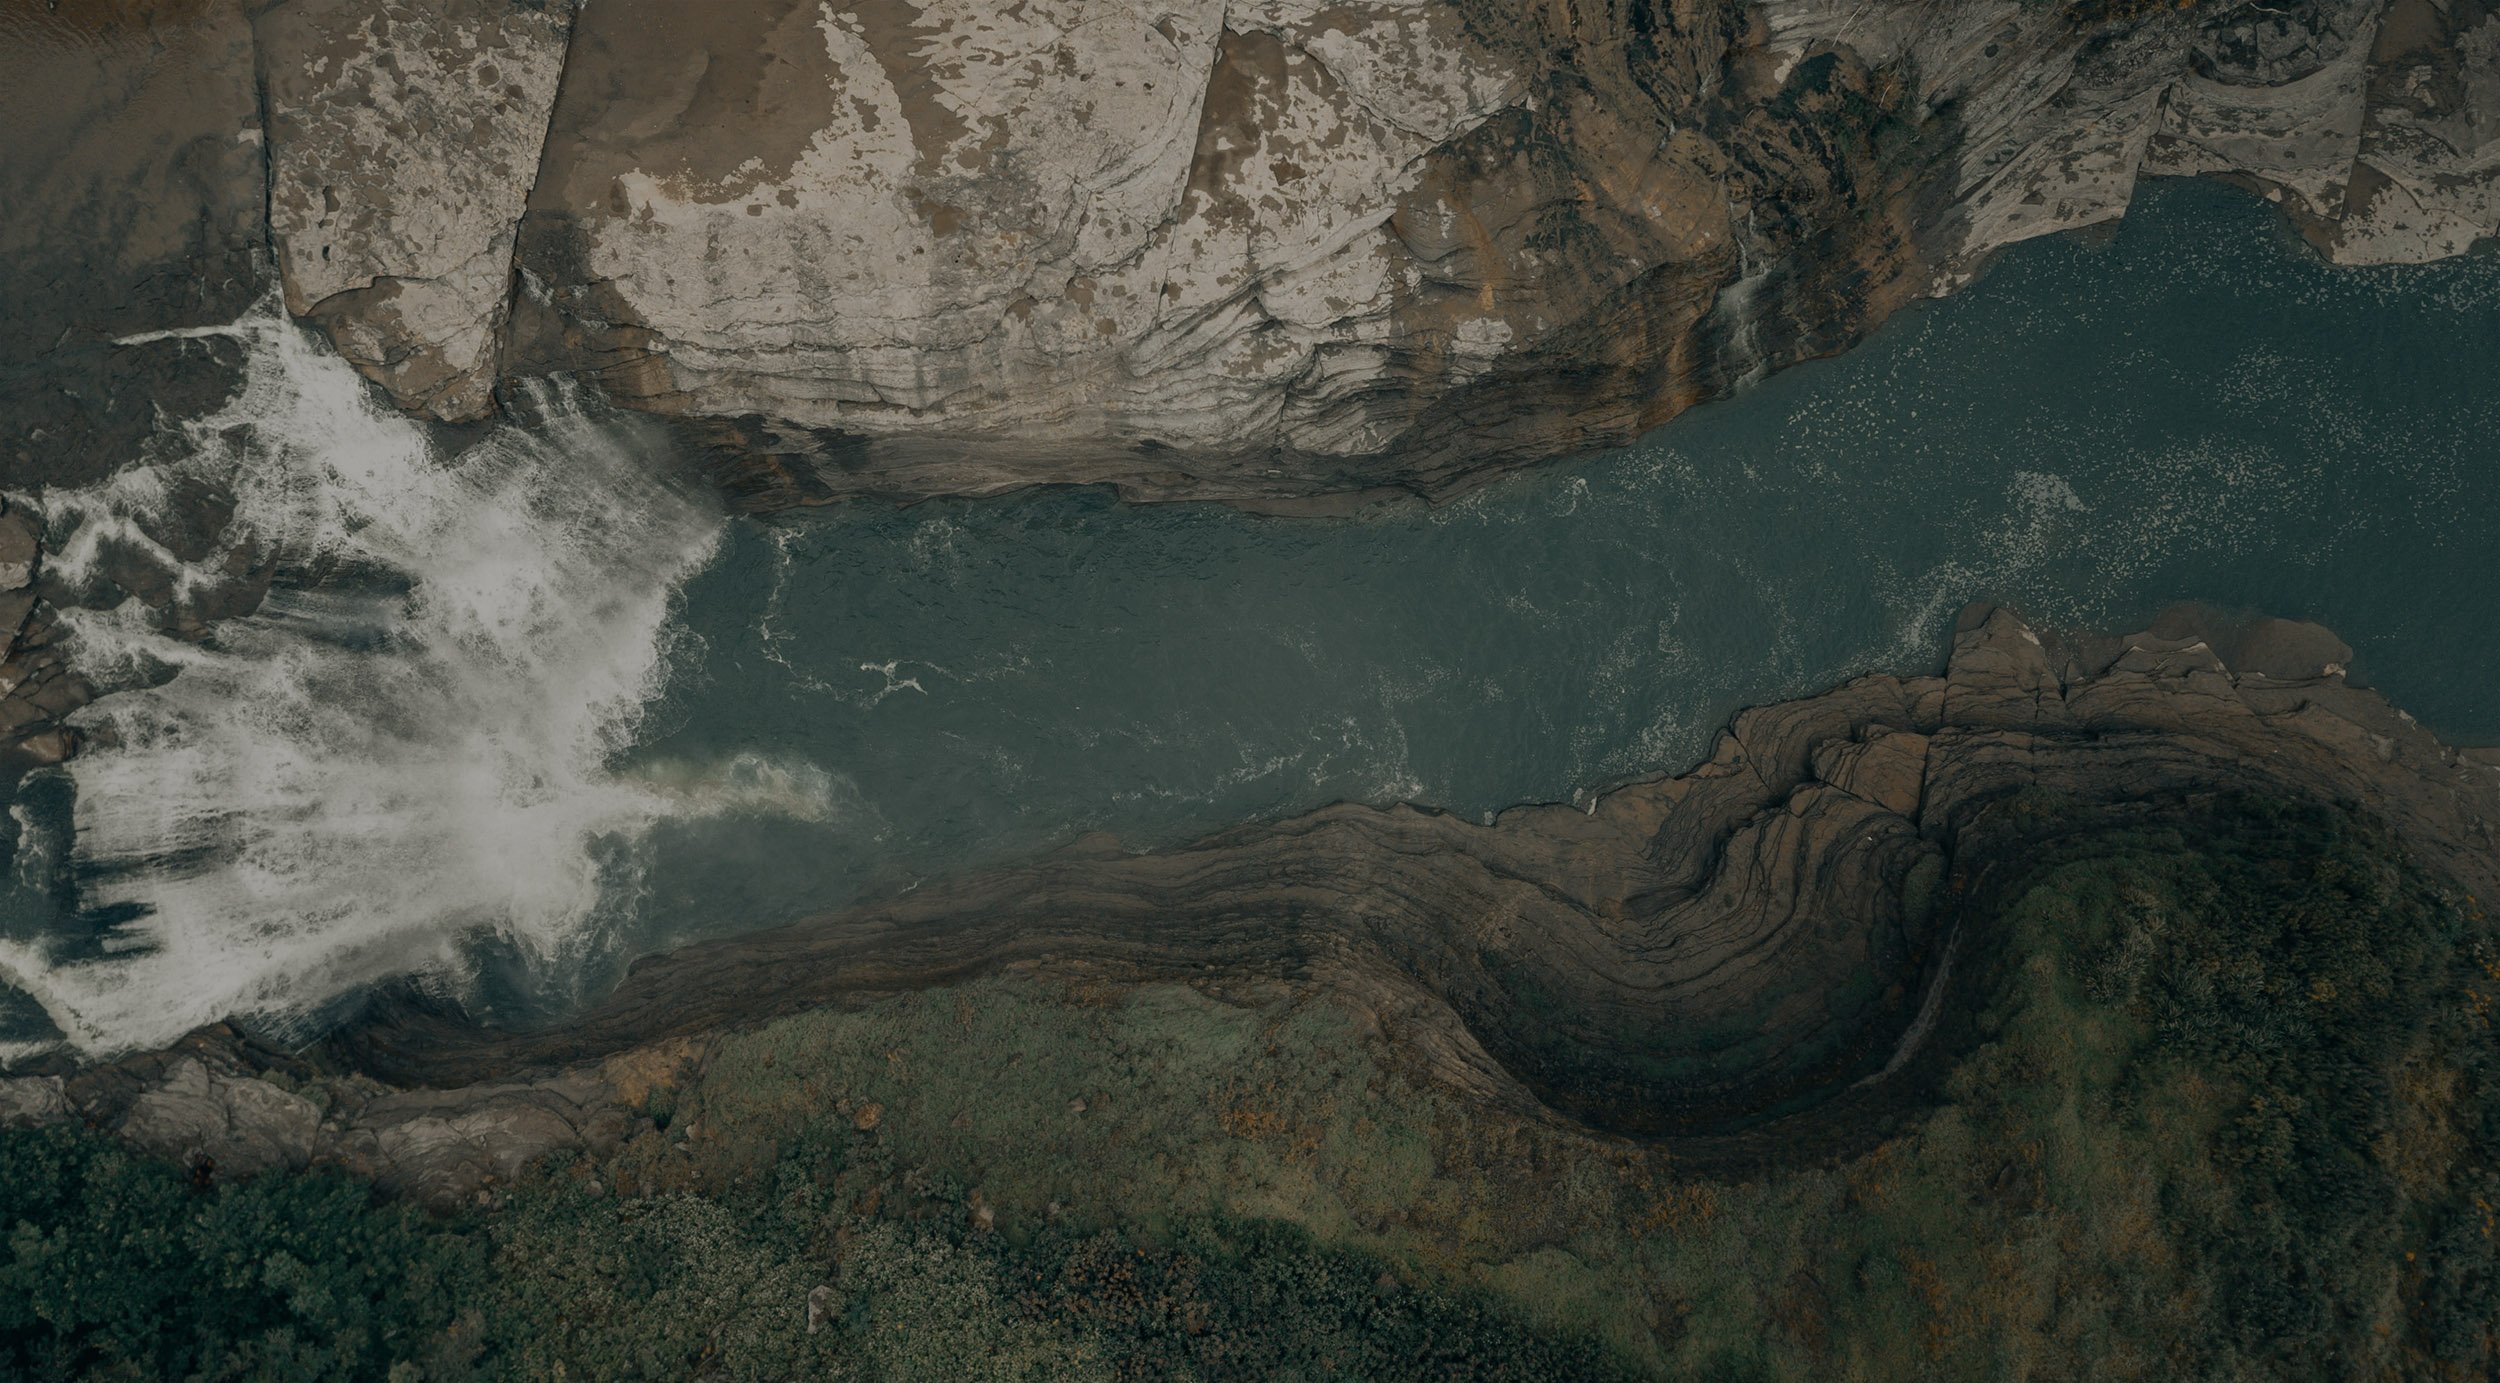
left=1713, top=206, right=1774, bottom=389
left=0, top=313, right=732, bottom=1055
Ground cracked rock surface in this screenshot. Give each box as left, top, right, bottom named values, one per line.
left=9, top=0, right=2495, bottom=500
left=255, top=0, right=575, bottom=420
left=500, top=0, right=2500, bottom=500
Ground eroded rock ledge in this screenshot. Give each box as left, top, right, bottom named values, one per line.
left=13, top=605, right=2486, bottom=1205
left=10, top=0, right=2498, bottom=501
left=338, top=603, right=2500, bottom=1126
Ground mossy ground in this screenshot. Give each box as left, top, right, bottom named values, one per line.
left=3, top=798, right=2495, bottom=1379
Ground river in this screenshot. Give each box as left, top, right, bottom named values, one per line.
left=3, top=179, right=2493, bottom=1054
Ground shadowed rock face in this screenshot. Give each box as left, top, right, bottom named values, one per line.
left=7, top=0, right=2495, bottom=502
left=293, top=606, right=2499, bottom=1165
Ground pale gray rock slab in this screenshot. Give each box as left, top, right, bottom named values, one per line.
left=115, top=1057, right=322, bottom=1178
left=520, top=0, right=1517, bottom=461
left=2145, top=3, right=2376, bottom=216
left=254, top=0, right=575, bottom=419
left=2328, top=0, right=2500, bottom=264
left=0, top=1075, right=69, bottom=1127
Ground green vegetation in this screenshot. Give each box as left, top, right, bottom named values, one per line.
left=0, top=1061, right=1626, bottom=1380
left=2, top=795, right=2493, bottom=1378
left=1664, top=795, right=2500, bottom=1379
left=0, top=1126, right=485, bottom=1380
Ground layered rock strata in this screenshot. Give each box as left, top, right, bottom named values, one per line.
left=11, top=606, right=2447, bottom=1206
left=510, top=0, right=2500, bottom=501
left=8, top=0, right=2497, bottom=501
left=507, top=0, right=2500, bottom=495
left=334, top=605, right=2497, bottom=1137
left=9, top=607, right=2493, bottom=1198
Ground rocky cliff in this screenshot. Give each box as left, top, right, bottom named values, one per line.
left=13, top=605, right=2488, bottom=1205
left=8, top=0, right=2497, bottom=503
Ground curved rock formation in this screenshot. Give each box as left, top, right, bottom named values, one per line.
left=8, top=0, right=2496, bottom=501
left=11, top=604, right=2492, bottom=1203
left=331, top=605, right=2500, bottom=1149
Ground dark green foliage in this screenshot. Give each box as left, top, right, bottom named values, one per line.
left=2066, top=798, right=2492, bottom=1370
left=999, top=1218, right=1639, bottom=1381
left=0, top=1123, right=487, bottom=1381
left=0, top=1123, right=1621, bottom=1380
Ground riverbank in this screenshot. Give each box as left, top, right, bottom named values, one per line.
left=4, top=607, right=2496, bottom=1376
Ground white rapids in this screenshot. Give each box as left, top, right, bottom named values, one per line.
left=0, top=312, right=753, bottom=1056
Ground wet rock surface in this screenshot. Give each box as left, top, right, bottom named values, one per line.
left=0, top=0, right=263, bottom=492
left=0, top=501, right=88, bottom=770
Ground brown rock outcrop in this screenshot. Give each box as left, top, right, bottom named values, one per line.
left=7, top=0, right=2494, bottom=500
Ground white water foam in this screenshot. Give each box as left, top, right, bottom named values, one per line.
left=0, top=313, right=759, bottom=1055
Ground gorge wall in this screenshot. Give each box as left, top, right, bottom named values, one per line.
left=8, top=0, right=2498, bottom=506
left=4, top=2, right=2498, bottom=1219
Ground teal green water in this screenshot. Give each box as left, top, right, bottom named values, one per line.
left=611, top=179, right=2500, bottom=979
left=8, top=178, right=2491, bottom=1049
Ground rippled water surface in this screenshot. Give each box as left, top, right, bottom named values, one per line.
left=4, top=180, right=2495, bottom=1049
left=625, top=182, right=2500, bottom=956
